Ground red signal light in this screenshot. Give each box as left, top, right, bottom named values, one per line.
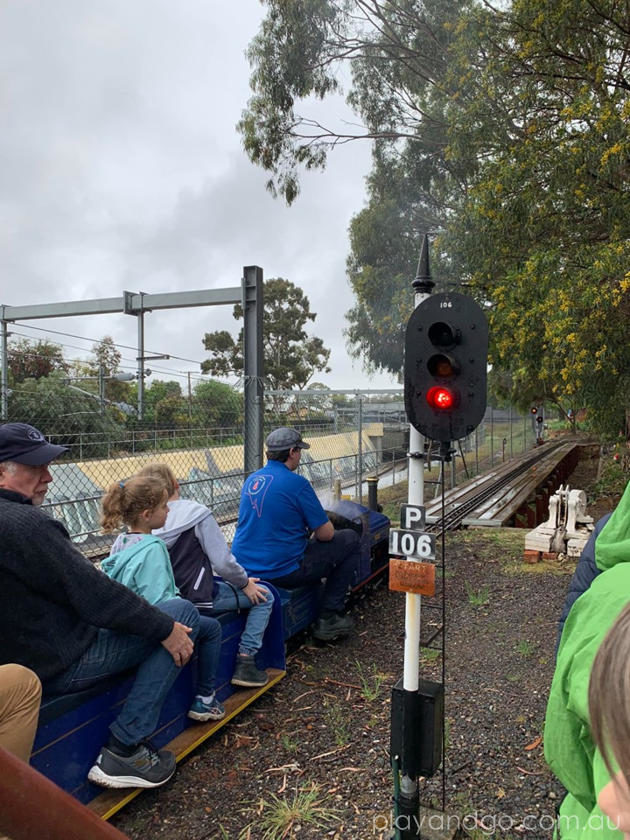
left=427, top=386, right=455, bottom=411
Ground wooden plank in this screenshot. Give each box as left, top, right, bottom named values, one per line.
left=89, top=668, right=286, bottom=820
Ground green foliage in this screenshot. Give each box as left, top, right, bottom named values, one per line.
left=323, top=698, right=351, bottom=746
left=592, top=457, right=628, bottom=499
left=7, top=338, right=68, bottom=383
left=355, top=661, right=385, bottom=701
left=243, top=0, right=630, bottom=434
left=202, top=277, right=331, bottom=391
left=193, top=380, right=242, bottom=428
left=7, top=373, right=125, bottom=455
left=516, top=640, right=535, bottom=658
left=128, top=380, right=182, bottom=426
left=421, top=646, right=442, bottom=663
left=464, top=581, right=489, bottom=607
left=241, top=783, right=339, bottom=840
left=88, top=336, right=131, bottom=403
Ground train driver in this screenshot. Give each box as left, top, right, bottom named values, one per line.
left=231, top=427, right=361, bottom=642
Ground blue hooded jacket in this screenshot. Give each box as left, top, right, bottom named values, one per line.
left=101, top=534, right=179, bottom=606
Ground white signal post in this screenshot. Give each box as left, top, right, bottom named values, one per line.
left=395, top=235, right=435, bottom=839
left=404, top=239, right=433, bottom=691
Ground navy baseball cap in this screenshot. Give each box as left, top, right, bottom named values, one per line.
left=0, top=423, right=68, bottom=465
left=265, top=427, right=310, bottom=452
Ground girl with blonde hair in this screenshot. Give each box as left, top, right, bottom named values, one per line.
left=101, top=475, right=225, bottom=722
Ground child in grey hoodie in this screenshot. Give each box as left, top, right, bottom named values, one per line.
left=138, top=463, right=274, bottom=688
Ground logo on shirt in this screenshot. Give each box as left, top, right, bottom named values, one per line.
left=246, top=474, right=273, bottom=517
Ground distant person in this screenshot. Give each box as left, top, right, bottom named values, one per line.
left=232, top=428, right=361, bottom=641
left=545, top=555, right=630, bottom=838
left=137, top=463, right=273, bottom=688
left=0, top=664, right=41, bottom=763
left=0, top=422, right=206, bottom=790
left=100, top=475, right=225, bottom=721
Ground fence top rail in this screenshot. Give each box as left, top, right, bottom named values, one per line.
left=265, top=388, right=403, bottom=396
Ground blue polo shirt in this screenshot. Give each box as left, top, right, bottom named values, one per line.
left=232, top=460, right=328, bottom=578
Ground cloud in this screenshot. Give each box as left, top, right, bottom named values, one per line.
left=0, top=0, right=397, bottom=390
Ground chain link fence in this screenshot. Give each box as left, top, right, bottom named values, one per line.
left=5, top=382, right=544, bottom=555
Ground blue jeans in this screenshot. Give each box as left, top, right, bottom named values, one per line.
left=44, top=598, right=221, bottom=746
left=203, top=581, right=273, bottom=656
left=270, top=529, right=361, bottom=613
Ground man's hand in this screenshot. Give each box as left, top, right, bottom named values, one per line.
left=314, top=520, right=334, bottom=542
left=242, top=577, right=269, bottom=605
left=161, top=622, right=194, bottom=667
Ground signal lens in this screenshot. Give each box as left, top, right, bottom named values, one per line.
left=427, top=386, right=455, bottom=410
left=427, top=353, right=459, bottom=378
left=428, top=321, right=458, bottom=348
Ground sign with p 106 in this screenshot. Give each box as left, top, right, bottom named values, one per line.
left=389, top=528, right=436, bottom=561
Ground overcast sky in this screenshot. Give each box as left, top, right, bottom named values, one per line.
left=0, top=0, right=400, bottom=393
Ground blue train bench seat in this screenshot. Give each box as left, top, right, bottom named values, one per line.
left=31, top=585, right=286, bottom=818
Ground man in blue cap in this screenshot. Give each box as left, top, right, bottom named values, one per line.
left=232, top=427, right=361, bottom=641
left=0, top=423, right=207, bottom=790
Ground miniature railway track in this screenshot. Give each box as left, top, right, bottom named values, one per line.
left=424, top=440, right=578, bottom=535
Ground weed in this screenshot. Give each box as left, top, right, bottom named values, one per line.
left=240, top=783, right=339, bottom=840
left=324, top=698, right=351, bottom=746
left=465, top=581, right=490, bottom=606
left=281, top=733, right=298, bottom=753
left=355, top=660, right=385, bottom=701
left=593, top=459, right=627, bottom=498
left=506, top=673, right=520, bottom=683
left=421, top=646, right=441, bottom=662
left=517, top=640, right=535, bottom=657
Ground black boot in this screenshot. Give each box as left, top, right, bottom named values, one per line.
left=312, top=612, right=353, bottom=641
left=231, top=654, right=269, bottom=688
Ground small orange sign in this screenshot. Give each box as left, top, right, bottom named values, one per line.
left=389, top=557, right=436, bottom=596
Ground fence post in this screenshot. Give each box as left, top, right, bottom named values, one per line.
left=242, top=266, right=264, bottom=476
left=475, top=426, right=479, bottom=475
left=1, top=316, right=9, bottom=421
left=357, top=392, right=363, bottom=504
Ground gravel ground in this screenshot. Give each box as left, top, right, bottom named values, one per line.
left=111, top=448, right=610, bottom=840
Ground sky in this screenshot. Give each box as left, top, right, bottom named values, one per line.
left=0, top=0, right=401, bottom=393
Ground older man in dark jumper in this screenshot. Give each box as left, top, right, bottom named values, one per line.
left=0, top=422, right=204, bottom=790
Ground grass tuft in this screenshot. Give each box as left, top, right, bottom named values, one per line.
left=241, top=783, right=339, bottom=839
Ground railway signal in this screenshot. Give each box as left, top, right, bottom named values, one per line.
left=403, top=292, right=488, bottom=443
left=531, top=406, right=538, bottom=415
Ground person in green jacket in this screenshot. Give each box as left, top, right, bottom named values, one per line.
left=545, top=480, right=630, bottom=839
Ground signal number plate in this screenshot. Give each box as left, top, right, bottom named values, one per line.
left=389, top=528, right=435, bottom=561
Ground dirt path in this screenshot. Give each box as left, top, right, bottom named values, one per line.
left=111, top=451, right=607, bottom=840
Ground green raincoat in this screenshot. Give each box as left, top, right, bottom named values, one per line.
left=545, top=560, right=630, bottom=838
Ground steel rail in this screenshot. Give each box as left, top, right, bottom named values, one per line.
left=426, top=441, right=568, bottom=536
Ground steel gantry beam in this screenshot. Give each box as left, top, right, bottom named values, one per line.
left=1, top=273, right=265, bottom=472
